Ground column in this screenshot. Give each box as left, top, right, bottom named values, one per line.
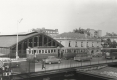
left=42, top=35, right=44, bottom=46
left=27, top=39, right=29, bottom=47
left=37, top=36, right=39, bottom=46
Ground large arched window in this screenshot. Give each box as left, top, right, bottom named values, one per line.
left=34, top=36, right=38, bottom=47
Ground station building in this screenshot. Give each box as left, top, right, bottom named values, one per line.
left=54, top=32, right=102, bottom=55
left=0, top=32, right=63, bottom=58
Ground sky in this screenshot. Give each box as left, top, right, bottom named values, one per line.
left=0, top=0, right=117, bottom=35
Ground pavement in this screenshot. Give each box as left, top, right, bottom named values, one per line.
left=11, top=58, right=26, bottom=62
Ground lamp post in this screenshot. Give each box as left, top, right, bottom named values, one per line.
left=16, top=18, right=23, bottom=59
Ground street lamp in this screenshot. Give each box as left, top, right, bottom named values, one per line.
left=16, top=18, right=23, bottom=59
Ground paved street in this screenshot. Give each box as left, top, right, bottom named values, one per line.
left=1, top=57, right=117, bottom=76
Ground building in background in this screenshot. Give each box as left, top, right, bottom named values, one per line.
left=103, top=32, right=117, bottom=42
left=30, top=28, right=59, bottom=37
left=86, top=28, right=102, bottom=38
left=54, top=32, right=102, bottom=55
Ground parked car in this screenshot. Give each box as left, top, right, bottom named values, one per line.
left=74, top=54, right=92, bottom=61
left=93, top=52, right=102, bottom=57
left=43, top=56, right=61, bottom=64
left=0, top=57, right=20, bottom=68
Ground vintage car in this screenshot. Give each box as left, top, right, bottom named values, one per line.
left=0, top=57, right=20, bottom=68
left=74, top=54, right=92, bottom=61
left=43, top=56, right=61, bottom=64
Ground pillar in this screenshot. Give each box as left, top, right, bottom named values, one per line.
left=37, top=36, right=39, bottom=46
left=27, top=39, right=29, bottom=47
left=42, top=35, right=44, bottom=46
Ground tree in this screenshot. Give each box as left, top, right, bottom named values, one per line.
left=73, top=29, right=79, bottom=33
left=31, top=28, right=46, bottom=33
left=112, top=40, right=117, bottom=48
left=73, top=28, right=86, bottom=34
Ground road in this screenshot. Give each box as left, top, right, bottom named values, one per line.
left=34, top=57, right=117, bottom=72
left=1, top=57, right=117, bottom=77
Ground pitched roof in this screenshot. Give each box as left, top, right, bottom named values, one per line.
left=54, top=32, right=86, bottom=39
left=0, top=32, right=47, bottom=47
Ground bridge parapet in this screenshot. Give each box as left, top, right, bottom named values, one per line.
left=6, top=62, right=117, bottom=80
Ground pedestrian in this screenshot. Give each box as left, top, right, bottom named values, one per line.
left=58, top=50, right=60, bottom=58
left=42, top=60, right=45, bottom=69
left=61, top=50, right=63, bottom=58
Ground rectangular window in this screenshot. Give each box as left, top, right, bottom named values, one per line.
left=39, top=50, right=41, bottom=54
left=42, top=50, right=44, bottom=54
left=45, top=50, right=47, bottom=53
left=48, top=50, right=50, bottom=53
left=87, top=42, right=88, bottom=47
left=51, top=50, right=53, bottom=53
left=69, top=41, right=71, bottom=47
left=54, top=49, right=56, bottom=53
left=61, top=49, right=64, bottom=53
left=81, top=42, right=83, bottom=47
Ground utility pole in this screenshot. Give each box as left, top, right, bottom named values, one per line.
left=16, top=18, right=23, bottom=59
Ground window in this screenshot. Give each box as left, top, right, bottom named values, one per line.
left=34, top=50, right=36, bottom=54
left=42, top=50, right=44, bottom=53
left=81, top=42, right=83, bottom=47
left=39, top=50, right=41, bottom=54
left=92, top=42, right=94, bottom=47
left=62, top=49, right=65, bottom=52
left=81, top=50, right=82, bottom=52
left=51, top=50, right=53, bottom=53
left=54, top=49, right=56, bottom=53
left=48, top=50, right=50, bottom=53
left=45, top=50, right=47, bottom=53
left=69, top=41, right=71, bottom=47
left=75, top=42, right=77, bottom=47
left=74, top=50, right=77, bottom=53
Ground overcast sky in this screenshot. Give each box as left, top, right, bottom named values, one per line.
left=0, top=0, right=117, bottom=35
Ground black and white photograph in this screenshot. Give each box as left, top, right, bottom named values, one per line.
left=0, top=0, right=117, bottom=80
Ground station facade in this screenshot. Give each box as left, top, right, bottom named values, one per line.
left=0, top=32, right=63, bottom=58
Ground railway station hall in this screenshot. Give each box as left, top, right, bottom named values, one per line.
left=0, top=31, right=63, bottom=58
